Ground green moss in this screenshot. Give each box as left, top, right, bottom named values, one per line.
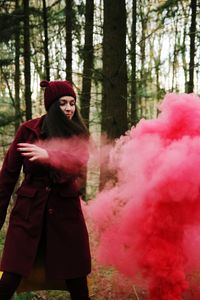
left=12, top=292, right=35, bottom=300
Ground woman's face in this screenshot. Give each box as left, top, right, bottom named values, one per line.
left=59, top=96, right=76, bottom=120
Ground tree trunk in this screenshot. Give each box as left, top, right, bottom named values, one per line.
left=131, top=0, right=137, bottom=125
left=138, top=1, right=147, bottom=119
left=171, top=17, right=178, bottom=91
left=80, top=0, right=94, bottom=199
left=14, top=0, right=21, bottom=131
left=102, top=0, right=127, bottom=139
left=188, top=0, right=197, bottom=93
left=180, top=2, right=188, bottom=92
left=42, top=0, right=50, bottom=81
left=65, top=0, right=73, bottom=82
left=80, top=0, right=94, bottom=127
left=24, top=0, right=32, bottom=120
left=100, top=0, right=127, bottom=189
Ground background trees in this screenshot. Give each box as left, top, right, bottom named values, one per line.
left=0, top=0, right=200, bottom=179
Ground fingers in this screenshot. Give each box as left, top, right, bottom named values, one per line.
left=20, top=152, right=34, bottom=157
left=17, top=143, right=37, bottom=151
left=17, top=148, right=35, bottom=158
left=17, top=143, right=40, bottom=154
left=17, top=143, right=32, bottom=146
left=17, top=143, right=36, bottom=147
left=17, top=148, right=34, bottom=153
left=17, top=143, right=37, bottom=160
left=17, top=143, right=48, bottom=162
left=29, top=155, right=38, bottom=161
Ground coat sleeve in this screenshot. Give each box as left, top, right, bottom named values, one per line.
left=46, top=150, right=88, bottom=175
left=0, top=125, right=26, bottom=230
left=37, top=138, right=89, bottom=175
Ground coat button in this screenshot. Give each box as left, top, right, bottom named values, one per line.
left=45, top=186, right=51, bottom=192
left=48, top=208, right=54, bottom=215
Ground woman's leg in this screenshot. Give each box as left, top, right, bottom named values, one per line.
left=66, top=276, right=90, bottom=300
left=0, top=272, right=22, bottom=300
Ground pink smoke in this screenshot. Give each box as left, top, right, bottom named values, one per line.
left=86, top=93, right=200, bottom=299
left=36, top=136, right=89, bottom=175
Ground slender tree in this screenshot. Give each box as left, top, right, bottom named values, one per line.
left=65, top=0, right=73, bottom=82
left=137, top=0, right=148, bottom=119
left=188, top=0, right=197, bottom=92
left=79, top=0, right=94, bottom=199
left=171, top=16, right=178, bottom=91
left=14, top=0, right=22, bottom=131
left=131, top=0, right=137, bottom=125
left=42, top=0, right=50, bottom=81
left=102, top=0, right=127, bottom=139
left=80, top=0, right=94, bottom=127
left=181, top=3, right=189, bottom=92
left=24, top=0, right=32, bottom=120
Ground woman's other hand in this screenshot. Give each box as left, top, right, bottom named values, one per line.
left=17, top=143, right=49, bottom=162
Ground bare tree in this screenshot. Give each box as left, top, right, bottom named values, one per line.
left=131, top=0, right=137, bottom=125
left=102, top=0, right=127, bottom=139
left=100, top=0, right=127, bottom=189
left=188, top=0, right=197, bottom=92
left=24, top=0, right=32, bottom=120
left=65, top=0, right=73, bottom=82
left=42, top=0, right=50, bottom=81
left=80, top=0, right=94, bottom=127
left=14, top=0, right=21, bottom=130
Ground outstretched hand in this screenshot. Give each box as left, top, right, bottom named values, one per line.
left=17, top=143, right=49, bottom=162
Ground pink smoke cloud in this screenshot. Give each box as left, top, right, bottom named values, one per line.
left=36, top=136, right=90, bottom=175
left=86, top=93, right=200, bottom=299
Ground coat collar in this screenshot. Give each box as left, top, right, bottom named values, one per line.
left=23, top=115, right=46, bottom=137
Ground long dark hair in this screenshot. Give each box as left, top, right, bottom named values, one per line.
left=41, top=100, right=89, bottom=139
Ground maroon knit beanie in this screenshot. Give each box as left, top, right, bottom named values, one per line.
left=40, top=80, right=76, bottom=111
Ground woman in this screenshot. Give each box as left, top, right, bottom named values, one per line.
left=0, top=80, right=91, bottom=300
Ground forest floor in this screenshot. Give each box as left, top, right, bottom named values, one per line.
left=12, top=271, right=200, bottom=300
left=0, top=223, right=200, bottom=299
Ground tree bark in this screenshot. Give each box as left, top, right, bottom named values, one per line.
left=24, top=0, right=32, bottom=120
left=80, top=0, right=94, bottom=127
left=188, top=0, right=197, bottom=93
left=42, top=0, right=50, bottom=81
left=65, top=0, right=73, bottom=82
left=102, top=0, right=127, bottom=139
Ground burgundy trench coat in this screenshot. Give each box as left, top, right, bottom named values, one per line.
left=0, top=116, right=91, bottom=289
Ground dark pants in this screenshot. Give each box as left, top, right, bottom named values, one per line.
left=66, top=277, right=90, bottom=300
left=0, top=272, right=21, bottom=300
left=0, top=272, right=90, bottom=300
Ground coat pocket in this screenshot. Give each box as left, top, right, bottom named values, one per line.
left=12, top=185, right=37, bottom=220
